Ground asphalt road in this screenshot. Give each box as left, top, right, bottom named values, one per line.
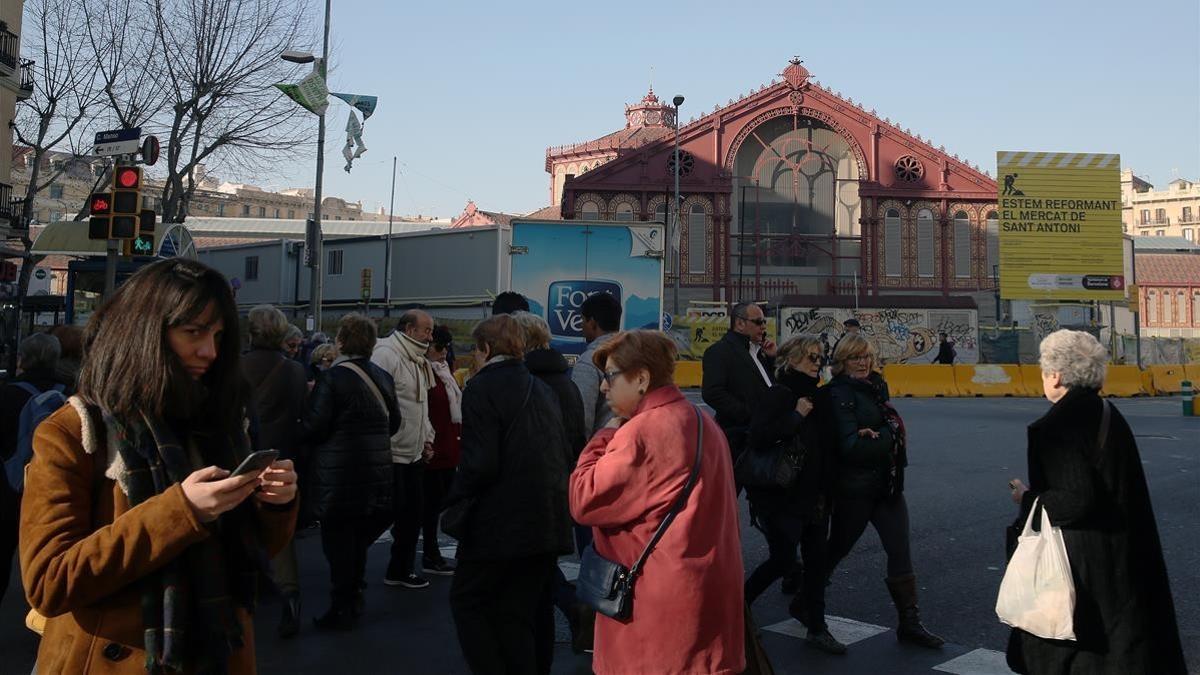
left=0, top=396, right=1195, bottom=674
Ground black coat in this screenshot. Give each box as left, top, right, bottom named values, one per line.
left=1006, top=388, right=1186, bottom=675
left=525, top=348, right=587, bottom=460
left=300, top=358, right=401, bottom=521
left=0, top=368, right=72, bottom=523
left=447, top=358, right=573, bottom=562
left=242, top=348, right=308, bottom=459
left=701, top=330, right=775, bottom=435
left=746, top=370, right=837, bottom=534
left=827, top=373, right=905, bottom=500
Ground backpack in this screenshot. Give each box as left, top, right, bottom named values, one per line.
left=4, top=382, right=67, bottom=492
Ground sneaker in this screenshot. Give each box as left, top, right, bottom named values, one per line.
left=383, top=572, right=430, bottom=589
left=421, top=558, right=456, bottom=576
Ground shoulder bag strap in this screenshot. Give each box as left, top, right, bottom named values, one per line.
left=338, top=361, right=388, bottom=415
left=628, top=404, right=705, bottom=580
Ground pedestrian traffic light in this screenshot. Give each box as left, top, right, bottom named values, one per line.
left=88, top=191, right=112, bottom=240
left=112, top=166, right=141, bottom=218
left=131, top=209, right=156, bottom=255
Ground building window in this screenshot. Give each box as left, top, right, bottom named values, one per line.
left=1192, top=292, right=1200, bottom=326
left=327, top=249, right=343, bottom=276
left=242, top=205, right=251, bottom=216
left=580, top=201, right=600, bottom=219
left=615, top=203, right=634, bottom=221
left=244, top=256, right=259, bottom=281
left=49, top=184, right=64, bottom=199
left=1156, top=230, right=1165, bottom=237
left=274, top=208, right=281, bottom=218
left=687, top=204, right=707, bottom=274
left=986, top=211, right=999, bottom=276
left=335, top=215, right=342, bottom=220
left=1140, top=209, right=1149, bottom=224
left=49, top=211, right=63, bottom=222
left=1184, top=228, right=1193, bottom=241
left=217, top=203, right=226, bottom=216
left=1183, top=207, right=1193, bottom=223
left=917, top=208, right=934, bottom=278
left=885, top=209, right=901, bottom=277
left=142, top=196, right=153, bottom=209
left=1163, top=292, right=1175, bottom=325
left=1154, top=208, right=1166, bottom=224
left=288, top=209, right=296, bottom=219
left=1147, top=290, right=1157, bottom=325
left=257, top=206, right=266, bottom=218
left=953, top=211, right=970, bottom=278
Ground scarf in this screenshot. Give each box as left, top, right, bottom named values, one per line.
left=395, top=332, right=435, bottom=402
left=430, top=359, right=462, bottom=423
left=106, top=411, right=260, bottom=674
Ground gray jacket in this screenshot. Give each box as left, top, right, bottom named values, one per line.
left=571, top=332, right=616, bottom=435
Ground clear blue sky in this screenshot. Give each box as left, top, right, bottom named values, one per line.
left=266, top=0, right=1200, bottom=220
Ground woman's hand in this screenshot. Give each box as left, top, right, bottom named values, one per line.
left=795, top=397, right=814, bottom=417
left=1009, top=479, right=1028, bottom=505
left=604, top=416, right=626, bottom=430
left=255, top=459, right=299, bottom=506
left=857, top=427, right=880, bottom=439
left=181, top=466, right=260, bottom=523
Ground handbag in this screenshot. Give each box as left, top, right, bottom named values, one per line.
left=441, top=378, right=533, bottom=540
left=576, top=405, right=704, bottom=622
left=734, top=435, right=804, bottom=489
left=995, top=497, right=1076, bottom=640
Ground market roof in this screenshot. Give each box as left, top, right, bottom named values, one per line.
left=1136, top=253, right=1200, bottom=285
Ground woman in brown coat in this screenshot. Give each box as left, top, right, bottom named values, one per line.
left=19, top=259, right=298, bottom=674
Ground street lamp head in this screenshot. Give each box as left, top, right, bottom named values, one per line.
left=672, top=95, right=685, bottom=107
left=281, top=50, right=316, bottom=64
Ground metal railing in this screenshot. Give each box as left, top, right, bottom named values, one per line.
left=0, top=183, right=15, bottom=222
left=0, top=26, right=17, bottom=71
left=18, top=58, right=33, bottom=95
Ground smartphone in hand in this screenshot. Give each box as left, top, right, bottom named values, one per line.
left=230, top=449, right=279, bottom=478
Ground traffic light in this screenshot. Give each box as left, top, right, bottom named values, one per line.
left=110, top=166, right=141, bottom=239
left=130, top=209, right=156, bottom=255
left=88, top=191, right=112, bottom=240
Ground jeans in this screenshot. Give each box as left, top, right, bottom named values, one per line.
left=450, top=555, right=557, bottom=675
left=388, top=461, right=424, bottom=575
left=744, top=513, right=831, bottom=631
left=826, top=492, right=914, bottom=579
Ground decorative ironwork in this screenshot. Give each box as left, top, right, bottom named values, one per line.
left=666, top=150, right=694, bottom=178
left=895, top=155, right=924, bottom=182
left=0, top=26, right=16, bottom=71
left=18, top=58, right=33, bottom=95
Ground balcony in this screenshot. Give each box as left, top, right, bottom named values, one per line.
left=0, top=183, right=14, bottom=225
left=1180, top=215, right=1196, bottom=224
left=0, top=24, right=17, bottom=74
left=17, top=58, right=33, bottom=100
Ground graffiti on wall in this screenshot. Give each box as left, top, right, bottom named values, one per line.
left=780, top=306, right=979, bottom=364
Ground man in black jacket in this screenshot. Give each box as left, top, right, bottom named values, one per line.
left=702, top=302, right=776, bottom=459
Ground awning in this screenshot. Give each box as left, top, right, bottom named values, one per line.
left=31, top=220, right=195, bottom=259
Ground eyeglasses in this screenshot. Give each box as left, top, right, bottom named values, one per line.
left=600, top=369, right=624, bottom=385
left=804, top=352, right=822, bottom=364
left=846, top=354, right=872, bottom=363
left=737, top=315, right=767, bottom=326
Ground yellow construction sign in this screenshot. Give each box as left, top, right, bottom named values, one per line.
left=996, top=151, right=1124, bottom=300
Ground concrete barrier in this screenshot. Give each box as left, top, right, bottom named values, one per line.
left=1101, top=365, right=1147, bottom=397
left=1148, top=365, right=1187, bottom=395
left=954, top=364, right=1027, bottom=397
left=1185, top=363, right=1200, bottom=386
left=1017, top=365, right=1043, bottom=397
left=674, top=360, right=703, bottom=388
left=884, top=364, right=960, bottom=397
left=1141, top=369, right=1158, bottom=396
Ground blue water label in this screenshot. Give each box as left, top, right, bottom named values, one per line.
left=547, top=280, right=621, bottom=341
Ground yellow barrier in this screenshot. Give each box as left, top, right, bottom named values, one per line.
left=674, top=360, right=703, bottom=388
left=1141, top=369, right=1158, bottom=396
left=953, top=365, right=1028, bottom=397
left=1018, top=365, right=1043, bottom=397
left=1185, top=364, right=1200, bottom=385
left=1148, top=365, right=1187, bottom=395
left=884, top=364, right=960, bottom=397
left=1101, top=365, right=1147, bottom=397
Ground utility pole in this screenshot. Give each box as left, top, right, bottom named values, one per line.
left=385, top=156, right=396, bottom=317
left=671, top=94, right=684, bottom=316
left=307, top=0, right=332, bottom=333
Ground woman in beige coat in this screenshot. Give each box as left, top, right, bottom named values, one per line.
left=19, top=259, right=297, bottom=674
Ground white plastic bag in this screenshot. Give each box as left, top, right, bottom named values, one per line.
left=995, top=498, right=1077, bottom=641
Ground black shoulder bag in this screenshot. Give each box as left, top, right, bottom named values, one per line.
left=576, top=405, right=704, bottom=622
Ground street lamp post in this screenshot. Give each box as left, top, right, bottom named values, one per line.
left=672, top=94, right=684, bottom=316
left=385, top=156, right=396, bottom=317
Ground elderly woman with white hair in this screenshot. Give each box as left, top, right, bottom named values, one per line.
left=1006, top=329, right=1186, bottom=675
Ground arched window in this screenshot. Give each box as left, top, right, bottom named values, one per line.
left=986, top=211, right=999, bottom=276
left=581, top=201, right=600, bottom=219
left=1163, top=292, right=1174, bottom=325
left=614, top=203, right=634, bottom=221
left=687, top=203, right=708, bottom=274
left=953, top=211, right=971, bottom=278
left=1147, top=290, right=1158, bottom=325
left=654, top=203, right=667, bottom=224
left=917, top=209, right=934, bottom=278
left=1192, top=291, right=1200, bottom=326
left=885, top=208, right=901, bottom=277
left=1177, top=291, right=1186, bottom=324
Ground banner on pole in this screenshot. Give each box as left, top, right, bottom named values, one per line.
left=275, top=67, right=329, bottom=116
left=342, top=110, right=367, bottom=172
left=331, top=92, right=378, bottom=120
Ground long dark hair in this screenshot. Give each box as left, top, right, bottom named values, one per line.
left=77, top=258, right=247, bottom=434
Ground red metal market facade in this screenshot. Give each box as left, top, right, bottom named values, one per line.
left=545, top=59, right=1000, bottom=306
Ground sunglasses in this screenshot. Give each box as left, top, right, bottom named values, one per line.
left=803, top=352, right=822, bottom=364
left=600, top=369, right=624, bottom=386
left=737, top=315, right=767, bottom=326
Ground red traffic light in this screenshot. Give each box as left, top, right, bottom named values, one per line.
left=115, top=166, right=141, bottom=190
left=89, top=192, right=112, bottom=215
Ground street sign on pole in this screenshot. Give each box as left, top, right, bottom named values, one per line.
left=94, top=127, right=142, bottom=156
left=141, top=135, right=161, bottom=166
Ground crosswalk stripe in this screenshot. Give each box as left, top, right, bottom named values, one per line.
left=932, top=648, right=1014, bottom=674
left=762, top=616, right=889, bottom=646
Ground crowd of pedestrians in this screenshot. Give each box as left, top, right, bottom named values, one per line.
left=0, top=258, right=1187, bottom=674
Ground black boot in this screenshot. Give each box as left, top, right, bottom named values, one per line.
left=805, top=627, right=847, bottom=655
left=885, top=574, right=944, bottom=649
left=313, top=603, right=357, bottom=632
left=277, top=593, right=301, bottom=639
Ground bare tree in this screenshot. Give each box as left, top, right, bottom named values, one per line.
left=10, top=0, right=104, bottom=360
left=150, top=0, right=313, bottom=222
left=81, top=0, right=167, bottom=131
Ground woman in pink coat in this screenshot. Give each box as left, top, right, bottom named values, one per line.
left=570, top=330, right=745, bottom=675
